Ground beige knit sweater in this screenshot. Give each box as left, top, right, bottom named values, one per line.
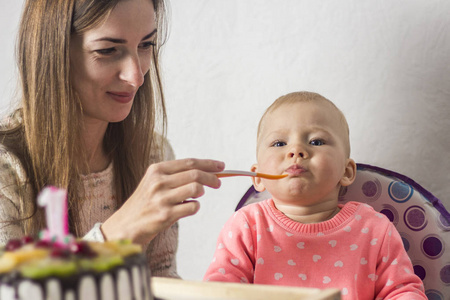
left=0, top=133, right=179, bottom=278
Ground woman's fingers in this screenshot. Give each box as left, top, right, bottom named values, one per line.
left=103, top=159, right=225, bottom=245
left=172, top=200, right=201, bottom=219
left=158, top=168, right=222, bottom=190
left=140, top=159, right=224, bottom=204
left=153, top=181, right=207, bottom=206
left=148, top=158, right=225, bottom=176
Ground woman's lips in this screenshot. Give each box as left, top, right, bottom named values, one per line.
left=285, top=165, right=306, bottom=176
left=107, top=91, right=135, bottom=104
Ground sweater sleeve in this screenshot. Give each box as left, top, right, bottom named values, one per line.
left=0, top=146, right=30, bottom=245
left=375, top=222, right=426, bottom=299
left=82, top=223, right=105, bottom=242
left=203, top=210, right=256, bottom=283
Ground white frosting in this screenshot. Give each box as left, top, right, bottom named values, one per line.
left=100, top=274, right=114, bottom=300
left=79, top=276, right=96, bottom=299
left=47, top=279, right=62, bottom=299
left=117, top=269, right=132, bottom=300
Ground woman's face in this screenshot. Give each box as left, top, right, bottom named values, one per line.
left=70, top=0, right=156, bottom=125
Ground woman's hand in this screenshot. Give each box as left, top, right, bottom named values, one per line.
left=101, top=158, right=225, bottom=245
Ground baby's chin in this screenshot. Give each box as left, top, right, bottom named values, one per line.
left=270, top=188, right=330, bottom=208
left=282, top=181, right=310, bottom=198
left=271, top=194, right=312, bottom=207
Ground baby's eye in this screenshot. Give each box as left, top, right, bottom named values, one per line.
left=310, top=139, right=324, bottom=146
left=271, top=140, right=286, bottom=147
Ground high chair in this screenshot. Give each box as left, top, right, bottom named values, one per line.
left=235, top=163, right=450, bottom=300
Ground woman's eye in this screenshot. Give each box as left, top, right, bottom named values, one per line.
left=271, top=141, right=286, bottom=147
left=139, top=41, right=156, bottom=50
left=94, top=48, right=116, bottom=55
left=310, top=139, right=324, bottom=146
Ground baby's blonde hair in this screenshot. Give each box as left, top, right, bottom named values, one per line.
left=256, top=91, right=351, bottom=157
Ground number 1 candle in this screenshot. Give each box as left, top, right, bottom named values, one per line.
left=37, top=186, right=69, bottom=244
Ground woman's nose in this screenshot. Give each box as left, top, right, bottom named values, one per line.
left=119, top=55, right=145, bottom=88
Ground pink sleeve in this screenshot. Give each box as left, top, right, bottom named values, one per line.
left=203, top=211, right=255, bottom=283
left=375, top=223, right=426, bottom=299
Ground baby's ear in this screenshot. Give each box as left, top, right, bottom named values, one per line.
left=251, top=164, right=266, bottom=192
left=340, top=158, right=357, bottom=187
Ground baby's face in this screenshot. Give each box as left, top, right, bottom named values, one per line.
left=252, top=100, right=353, bottom=206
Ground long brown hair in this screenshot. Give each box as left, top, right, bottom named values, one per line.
left=0, top=0, right=168, bottom=237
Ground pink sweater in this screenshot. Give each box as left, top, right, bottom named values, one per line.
left=204, top=200, right=426, bottom=300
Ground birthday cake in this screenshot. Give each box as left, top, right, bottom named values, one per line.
left=0, top=187, right=153, bottom=300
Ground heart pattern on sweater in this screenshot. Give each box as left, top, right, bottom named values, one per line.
left=274, top=273, right=283, bottom=280
left=334, top=261, right=344, bottom=267
left=297, top=242, right=305, bottom=249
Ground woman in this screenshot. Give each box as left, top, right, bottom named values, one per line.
left=0, top=0, right=224, bottom=277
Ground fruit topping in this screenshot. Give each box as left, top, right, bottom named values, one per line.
left=21, top=236, right=34, bottom=245
left=0, top=247, right=49, bottom=274
left=69, top=241, right=96, bottom=258
left=80, top=255, right=124, bottom=273
left=34, top=240, right=53, bottom=249
left=20, top=259, right=77, bottom=279
left=50, top=248, right=71, bottom=259
left=5, top=239, right=22, bottom=251
left=0, top=237, right=142, bottom=278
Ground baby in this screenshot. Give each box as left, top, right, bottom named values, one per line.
left=204, top=92, right=426, bottom=299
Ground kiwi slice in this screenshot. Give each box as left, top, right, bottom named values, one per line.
left=20, top=259, right=77, bottom=279
left=80, top=255, right=124, bottom=273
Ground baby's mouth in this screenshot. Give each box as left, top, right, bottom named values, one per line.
left=285, top=164, right=307, bottom=176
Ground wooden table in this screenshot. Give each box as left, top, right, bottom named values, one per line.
left=151, top=277, right=341, bottom=300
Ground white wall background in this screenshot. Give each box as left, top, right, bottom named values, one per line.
left=1, top=0, right=449, bottom=281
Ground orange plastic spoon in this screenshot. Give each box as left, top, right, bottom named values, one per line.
left=215, top=170, right=288, bottom=180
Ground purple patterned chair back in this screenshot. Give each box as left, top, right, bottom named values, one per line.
left=236, top=163, right=450, bottom=299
